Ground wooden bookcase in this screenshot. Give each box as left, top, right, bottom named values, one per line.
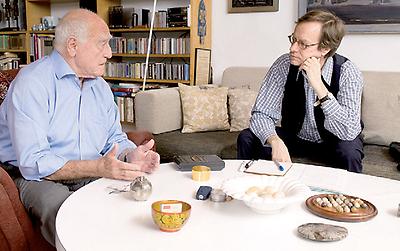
left=0, top=0, right=211, bottom=86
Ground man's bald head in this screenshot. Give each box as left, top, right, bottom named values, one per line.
left=53, top=9, right=107, bottom=53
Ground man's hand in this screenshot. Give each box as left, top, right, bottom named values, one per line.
left=98, top=144, right=146, bottom=180
left=300, top=57, right=328, bottom=98
left=267, top=135, right=292, bottom=163
left=126, top=139, right=160, bottom=173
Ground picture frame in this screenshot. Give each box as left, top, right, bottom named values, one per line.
left=298, top=0, right=400, bottom=33
left=228, top=0, right=279, bottom=13
left=194, top=48, right=211, bottom=85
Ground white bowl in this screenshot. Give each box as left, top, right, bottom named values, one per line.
left=222, top=175, right=311, bottom=214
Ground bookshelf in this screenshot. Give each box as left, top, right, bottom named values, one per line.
left=0, top=0, right=211, bottom=123
left=104, top=0, right=211, bottom=86
left=0, top=0, right=211, bottom=83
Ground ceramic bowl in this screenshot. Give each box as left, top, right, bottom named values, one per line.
left=221, top=175, right=311, bottom=214
left=151, top=200, right=191, bottom=232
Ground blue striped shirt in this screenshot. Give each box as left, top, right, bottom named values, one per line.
left=0, top=51, right=136, bottom=181
left=250, top=53, right=363, bottom=145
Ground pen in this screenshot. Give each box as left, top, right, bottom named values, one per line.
left=244, top=159, right=254, bottom=169
left=273, top=160, right=285, bottom=172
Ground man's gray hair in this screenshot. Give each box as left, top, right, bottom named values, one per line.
left=53, top=9, right=93, bottom=51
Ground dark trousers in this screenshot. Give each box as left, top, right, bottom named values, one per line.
left=237, top=128, right=364, bottom=173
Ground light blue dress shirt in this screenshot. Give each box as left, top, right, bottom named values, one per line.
left=0, top=50, right=136, bottom=181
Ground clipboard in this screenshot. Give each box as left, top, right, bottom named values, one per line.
left=243, top=160, right=292, bottom=176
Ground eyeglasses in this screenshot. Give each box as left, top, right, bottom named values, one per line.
left=288, top=34, right=319, bottom=50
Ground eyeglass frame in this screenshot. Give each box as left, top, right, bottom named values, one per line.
left=288, top=34, right=319, bottom=50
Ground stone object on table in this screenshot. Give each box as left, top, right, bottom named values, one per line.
left=297, top=223, right=348, bottom=242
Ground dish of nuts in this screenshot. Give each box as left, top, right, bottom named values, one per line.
left=306, top=194, right=377, bottom=222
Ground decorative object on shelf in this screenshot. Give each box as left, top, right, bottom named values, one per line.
left=108, top=5, right=123, bottom=28
left=198, top=0, right=206, bottom=44
left=299, top=0, right=400, bottom=33
left=0, top=0, right=21, bottom=31
left=228, top=0, right=279, bottom=13
left=194, top=48, right=211, bottom=85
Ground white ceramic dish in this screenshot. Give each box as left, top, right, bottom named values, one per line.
left=222, top=175, right=311, bottom=214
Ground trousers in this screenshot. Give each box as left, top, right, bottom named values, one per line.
left=2, top=162, right=97, bottom=247
left=237, top=128, right=364, bottom=173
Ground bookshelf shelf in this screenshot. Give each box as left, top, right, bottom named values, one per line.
left=104, top=76, right=190, bottom=85
left=112, top=53, right=190, bottom=58
left=110, top=27, right=190, bottom=33
left=0, top=49, right=26, bottom=53
left=0, top=31, right=27, bottom=35
left=29, top=30, right=55, bottom=34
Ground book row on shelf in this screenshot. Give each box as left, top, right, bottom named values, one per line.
left=115, top=96, right=135, bottom=123
left=0, top=35, right=25, bottom=50
left=109, top=6, right=189, bottom=29
left=110, top=37, right=190, bottom=55
left=105, top=62, right=190, bottom=81
left=0, top=53, right=20, bottom=70
left=30, top=34, right=55, bottom=61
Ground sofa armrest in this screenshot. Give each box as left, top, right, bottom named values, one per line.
left=134, top=87, right=182, bottom=134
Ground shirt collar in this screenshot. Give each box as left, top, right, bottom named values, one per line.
left=50, top=50, right=100, bottom=89
left=51, top=50, right=76, bottom=80
left=321, top=56, right=333, bottom=86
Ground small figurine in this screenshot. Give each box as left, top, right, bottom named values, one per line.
left=129, top=176, right=152, bottom=201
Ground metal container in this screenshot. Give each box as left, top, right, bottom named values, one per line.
left=129, top=176, right=152, bottom=201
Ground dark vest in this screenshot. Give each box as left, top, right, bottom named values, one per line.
left=280, top=54, right=349, bottom=142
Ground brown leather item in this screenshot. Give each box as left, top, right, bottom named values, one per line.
left=127, top=130, right=156, bottom=151
left=0, top=166, right=55, bottom=251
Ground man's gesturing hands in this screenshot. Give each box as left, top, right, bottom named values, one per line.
left=99, top=140, right=160, bottom=181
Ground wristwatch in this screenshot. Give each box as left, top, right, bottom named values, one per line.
left=314, top=92, right=333, bottom=107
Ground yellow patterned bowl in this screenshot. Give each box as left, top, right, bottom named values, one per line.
left=151, top=200, right=191, bottom=232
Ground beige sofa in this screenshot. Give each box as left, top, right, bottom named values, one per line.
left=135, top=67, right=400, bottom=180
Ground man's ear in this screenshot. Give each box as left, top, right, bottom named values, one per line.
left=320, top=47, right=331, bottom=58
left=66, top=36, right=78, bottom=57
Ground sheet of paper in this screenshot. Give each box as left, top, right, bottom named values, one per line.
left=244, top=160, right=292, bottom=176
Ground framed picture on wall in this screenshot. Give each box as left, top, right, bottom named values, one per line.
left=298, top=0, right=400, bottom=33
left=228, top=0, right=279, bottom=13
left=194, top=48, right=211, bottom=85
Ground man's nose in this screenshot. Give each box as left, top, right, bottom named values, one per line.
left=105, top=43, right=112, bottom=59
left=289, top=42, right=299, bottom=53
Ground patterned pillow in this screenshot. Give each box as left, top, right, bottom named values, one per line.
left=0, top=69, right=19, bottom=104
left=178, top=83, right=230, bottom=133
left=228, top=88, right=258, bottom=132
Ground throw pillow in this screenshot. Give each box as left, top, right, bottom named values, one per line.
left=0, top=69, right=19, bottom=105
left=178, top=83, right=230, bottom=133
left=228, top=88, right=258, bottom=132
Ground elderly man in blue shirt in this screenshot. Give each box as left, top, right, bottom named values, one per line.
left=0, top=9, right=160, bottom=247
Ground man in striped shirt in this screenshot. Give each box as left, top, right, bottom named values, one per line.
left=237, top=10, right=364, bottom=173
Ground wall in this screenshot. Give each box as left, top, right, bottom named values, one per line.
left=212, top=1, right=400, bottom=83
left=52, top=1, right=400, bottom=84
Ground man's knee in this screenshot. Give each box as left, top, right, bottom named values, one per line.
left=335, top=138, right=364, bottom=173
left=237, top=128, right=254, bottom=146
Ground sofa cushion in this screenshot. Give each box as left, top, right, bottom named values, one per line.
left=0, top=69, right=19, bottom=105
left=178, top=83, right=230, bottom=133
left=228, top=88, right=258, bottom=132
left=362, top=71, right=400, bottom=146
